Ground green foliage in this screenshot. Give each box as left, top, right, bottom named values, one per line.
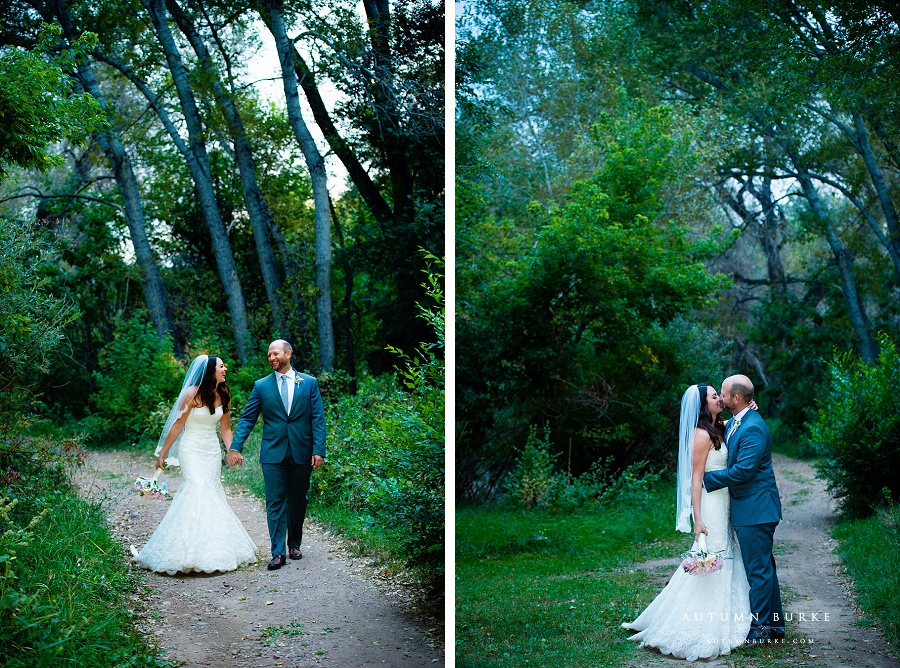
left=0, top=25, right=106, bottom=176
left=833, top=507, right=900, bottom=649
left=806, top=337, right=900, bottom=518
left=87, top=316, right=182, bottom=446
left=501, top=426, right=663, bottom=512
left=457, top=98, right=726, bottom=498
left=0, top=219, right=77, bottom=420
left=503, top=426, right=559, bottom=509
left=317, top=259, right=444, bottom=587
left=0, top=428, right=164, bottom=667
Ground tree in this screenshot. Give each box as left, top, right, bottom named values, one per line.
left=165, top=0, right=291, bottom=344
left=40, top=0, right=176, bottom=345
left=0, top=23, right=105, bottom=417
left=262, top=0, right=335, bottom=371
left=142, top=0, right=255, bottom=361
left=457, top=97, right=725, bottom=499
left=282, top=0, right=445, bottom=365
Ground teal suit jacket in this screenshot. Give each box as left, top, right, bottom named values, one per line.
left=231, top=369, right=326, bottom=465
left=703, top=410, right=782, bottom=526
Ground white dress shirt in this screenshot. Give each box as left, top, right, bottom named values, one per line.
left=276, top=368, right=296, bottom=414
left=726, top=405, right=751, bottom=443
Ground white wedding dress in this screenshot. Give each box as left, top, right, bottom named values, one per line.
left=622, top=444, right=751, bottom=660
left=131, top=406, right=257, bottom=574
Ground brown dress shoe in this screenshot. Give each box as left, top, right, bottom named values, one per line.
left=267, top=555, right=286, bottom=570
left=289, top=547, right=302, bottom=560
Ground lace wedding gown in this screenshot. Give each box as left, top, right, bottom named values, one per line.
left=131, top=406, right=257, bottom=574
left=621, top=445, right=751, bottom=660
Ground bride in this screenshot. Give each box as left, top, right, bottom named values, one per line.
left=621, top=383, right=751, bottom=660
left=131, top=354, right=257, bottom=574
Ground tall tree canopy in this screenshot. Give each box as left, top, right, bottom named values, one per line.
left=0, top=0, right=444, bottom=417
left=457, top=0, right=900, bottom=501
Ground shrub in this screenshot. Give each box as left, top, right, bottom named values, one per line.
left=806, top=336, right=900, bottom=518
left=88, top=315, right=182, bottom=446
left=0, top=219, right=77, bottom=421
left=504, top=426, right=558, bottom=509
left=500, top=426, right=662, bottom=512
left=313, top=255, right=444, bottom=590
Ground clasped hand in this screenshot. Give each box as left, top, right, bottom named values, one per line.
left=227, top=449, right=244, bottom=467
left=694, top=520, right=708, bottom=543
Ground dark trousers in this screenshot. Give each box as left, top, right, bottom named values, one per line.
left=261, top=451, right=312, bottom=556
left=735, top=522, right=784, bottom=633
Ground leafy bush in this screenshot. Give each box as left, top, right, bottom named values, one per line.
left=313, top=256, right=444, bottom=589
left=806, top=336, right=900, bottom=518
left=0, top=219, right=77, bottom=420
left=501, top=426, right=663, bottom=512
left=88, top=316, right=182, bottom=445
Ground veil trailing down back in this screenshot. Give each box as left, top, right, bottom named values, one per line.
left=154, top=354, right=209, bottom=468
left=621, top=384, right=751, bottom=661
left=132, top=355, right=257, bottom=574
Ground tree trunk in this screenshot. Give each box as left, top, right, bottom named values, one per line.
left=289, top=46, right=392, bottom=227
left=853, top=111, right=900, bottom=261
left=331, top=199, right=357, bottom=395
left=787, top=145, right=878, bottom=363
left=362, top=0, right=414, bottom=222
left=166, top=0, right=290, bottom=342
left=264, top=0, right=334, bottom=372
left=752, top=176, right=787, bottom=289
left=54, top=0, right=175, bottom=345
left=143, top=0, right=252, bottom=362
left=269, top=218, right=312, bottom=368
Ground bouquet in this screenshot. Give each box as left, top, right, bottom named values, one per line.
left=134, top=467, right=170, bottom=500
left=680, top=534, right=724, bottom=576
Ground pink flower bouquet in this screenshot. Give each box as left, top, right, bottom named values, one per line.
left=680, top=547, right=724, bottom=576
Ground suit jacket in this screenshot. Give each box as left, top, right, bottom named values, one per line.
left=231, top=369, right=327, bottom=465
left=703, top=410, right=782, bottom=526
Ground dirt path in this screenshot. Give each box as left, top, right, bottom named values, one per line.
left=627, top=453, right=900, bottom=667
left=74, top=450, right=443, bottom=668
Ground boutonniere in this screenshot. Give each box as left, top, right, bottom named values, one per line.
left=294, top=376, right=303, bottom=386
left=733, top=418, right=742, bottom=428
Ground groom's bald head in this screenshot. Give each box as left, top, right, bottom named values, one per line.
left=270, top=339, right=293, bottom=352
left=722, top=374, right=754, bottom=412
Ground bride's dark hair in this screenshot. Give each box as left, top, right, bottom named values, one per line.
left=697, top=383, right=724, bottom=450
left=198, top=355, right=231, bottom=414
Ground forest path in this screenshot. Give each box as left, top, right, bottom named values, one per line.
left=627, top=453, right=899, bottom=667
left=74, top=449, right=443, bottom=668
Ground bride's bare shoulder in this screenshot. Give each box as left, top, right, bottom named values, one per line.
left=693, top=427, right=713, bottom=449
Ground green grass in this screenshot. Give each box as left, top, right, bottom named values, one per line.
left=456, top=482, right=821, bottom=668
left=1, top=486, right=166, bottom=667
left=832, top=506, right=900, bottom=649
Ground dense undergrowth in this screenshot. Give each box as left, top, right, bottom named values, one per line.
left=0, top=422, right=167, bottom=667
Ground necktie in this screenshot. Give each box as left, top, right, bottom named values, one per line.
left=726, top=419, right=737, bottom=443
left=280, top=374, right=289, bottom=413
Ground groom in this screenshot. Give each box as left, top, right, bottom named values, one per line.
left=703, top=374, right=784, bottom=645
left=228, top=339, right=326, bottom=570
